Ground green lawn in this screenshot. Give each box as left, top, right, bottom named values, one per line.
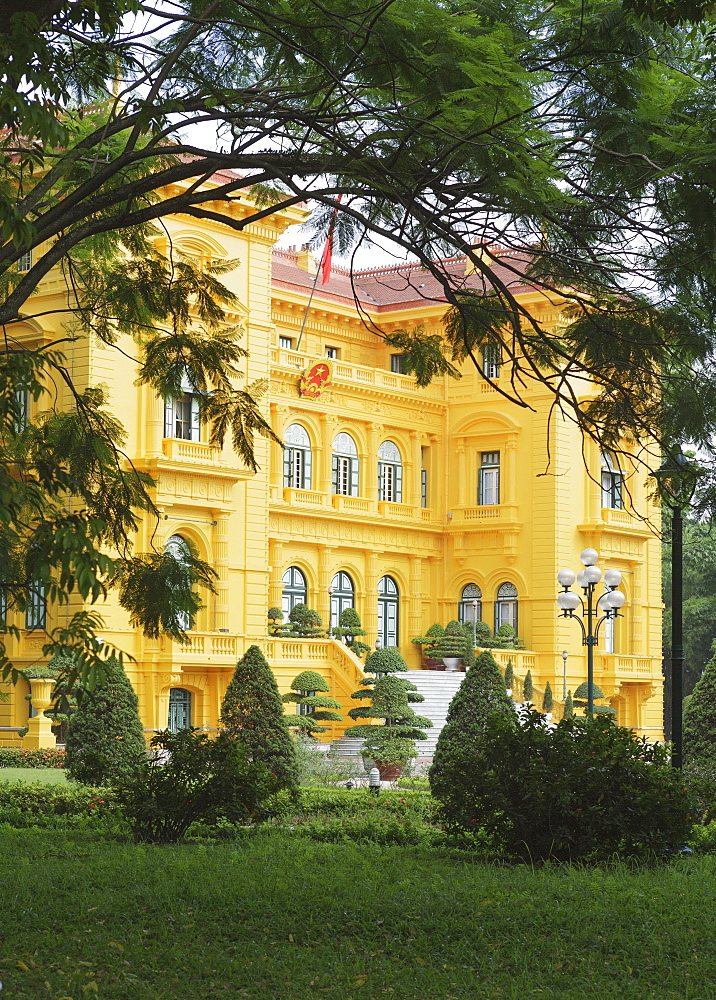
left=1, top=827, right=715, bottom=1000
left=0, top=767, right=67, bottom=784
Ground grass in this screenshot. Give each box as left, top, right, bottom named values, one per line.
left=0, top=767, right=67, bottom=784
left=1, top=826, right=716, bottom=1000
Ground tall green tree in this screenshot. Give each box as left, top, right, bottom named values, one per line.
left=7, top=0, right=716, bottom=693
left=683, top=648, right=716, bottom=768
left=220, top=645, right=298, bottom=791
left=64, top=656, right=146, bottom=785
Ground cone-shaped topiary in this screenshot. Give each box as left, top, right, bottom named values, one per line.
left=220, top=645, right=298, bottom=791
left=563, top=690, right=574, bottom=721
left=684, top=651, right=716, bottom=768
left=65, top=657, right=146, bottom=786
left=282, top=669, right=342, bottom=736
left=332, top=607, right=371, bottom=658
left=542, top=681, right=554, bottom=713
left=523, top=669, right=533, bottom=703
left=430, top=650, right=516, bottom=799
left=504, top=657, right=514, bottom=691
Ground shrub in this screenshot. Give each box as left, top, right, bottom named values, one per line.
left=563, top=690, right=574, bottom=721
left=221, top=645, right=298, bottom=791
left=684, top=649, right=716, bottom=768
left=504, top=657, right=514, bottom=691
left=411, top=623, right=444, bottom=656
left=459, top=623, right=476, bottom=669
left=432, top=709, right=692, bottom=861
left=542, top=681, right=554, bottom=713
left=0, top=747, right=65, bottom=768
left=64, top=657, right=146, bottom=786
left=522, top=669, right=533, bottom=702
left=332, top=607, right=371, bottom=658
left=475, top=621, right=492, bottom=646
left=347, top=673, right=431, bottom=756
left=684, top=761, right=716, bottom=825
left=573, top=681, right=605, bottom=707
left=0, top=781, right=117, bottom=816
left=430, top=650, right=515, bottom=800
left=267, top=607, right=284, bottom=635
left=287, top=603, right=326, bottom=639
left=282, top=669, right=342, bottom=736
left=115, top=729, right=276, bottom=844
left=435, top=620, right=468, bottom=661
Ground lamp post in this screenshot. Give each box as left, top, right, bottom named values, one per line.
left=650, top=450, right=701, bottom=770
left=561, top=649, right=568, bottom=700
left=556, top=548, right=626, bottom=716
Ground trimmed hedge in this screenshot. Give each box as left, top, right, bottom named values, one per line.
left=0, top=747, right=66, bottom=768
left=0, top=781, right=117, bottom=815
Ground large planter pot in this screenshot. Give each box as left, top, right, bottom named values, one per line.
left=375, top=761, right=403, bottom=781
left=423, top=657, right=441, bottom=670
left=442, top=656, right=463, bottom=672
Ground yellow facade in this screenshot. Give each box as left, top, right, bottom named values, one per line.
left=0, top=189, right=664, bottom=747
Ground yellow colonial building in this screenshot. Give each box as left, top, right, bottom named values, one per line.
left=0, top=184, right=664, bottom=748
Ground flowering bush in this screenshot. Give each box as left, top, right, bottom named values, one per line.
left=0, top=747, right=66, bottom=768
left=431, top=709, right=692, bottom=861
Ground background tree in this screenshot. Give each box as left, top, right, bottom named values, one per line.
left=64, top=656, right=146, bottom=785
left=504, top=658, right=514, bottom=692
left=430, top=650, right=516, bottom=799
left=523, top=670, right=534, bottom=704
left=331, top=607, right=371, bottom=659
left=542, top=681, right=554, bottom=714
left=220, top=645, right=298, bottom=791
left=564, top=691, right=574, bottom=721
left=281, top=670, right=342, bottom=737
left=683, top=648, right=716, bottom=768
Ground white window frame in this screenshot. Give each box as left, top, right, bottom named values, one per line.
left=478, top=451, right=500, bottom=505
left=279, top=336, right=293, bottom=350
left=25, top=581, right=46, bottom=630
left=283, top=424, right=312, bottom=489
left=325, top=346, right=339, bottom=359
left=482, top=343, right=501, bottom=379
left=378, top=440, right=402, bottom=503
left=601, top=453, right=624, bottom=509
left=332, top=433, right=359, bottom=496
left=17, top=251, right=32, bottom=273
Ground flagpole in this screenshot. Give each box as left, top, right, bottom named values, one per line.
left=295, top=258, right=322, bottom=352
left=296, top=196, right=342, bottom=352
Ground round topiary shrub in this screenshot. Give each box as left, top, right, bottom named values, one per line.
left=432, top=709, right=692, bottom=861
left=64, top=657, right=146, bottom=786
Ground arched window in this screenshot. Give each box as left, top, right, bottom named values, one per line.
left=165, top=534, right=193, bottom=631
left=458, top=583, right=482, bottom=625
left=283, top=423, right=312, bottom=489
left=332, top=432, right=359, bottom=496
left=164, top=371, right=201, bottom=442
left=378, top=440, right=403, bottom=502
left=378, top=575, right=399, bottom=647
left=601, top=453, right=624, bottom=509
left=282, top=566, right=307, bottom=616
left=330, top=571, right=354, bottom=628
left=495, top=582, right=518, bottom=633
left=168, top=688, right=192, bottom=731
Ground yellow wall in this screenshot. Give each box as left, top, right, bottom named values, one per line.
left=0, top=193, right=664, bottom=746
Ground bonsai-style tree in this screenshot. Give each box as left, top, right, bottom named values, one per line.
left=412, top=623, right=445, bottom=658
left=347, top=646, right=425, bottom=720
left=684, top=649, right=716, bottom=767
left=282, top=670, right=343, bottom=736
left=542, top=681, right=554, bottom=714
left=332, top=607, right=371, bottom=658
left=460, top=623, right=477, bottom=669
left=267, top=607, right=285, bottom=636
left=287, top=604, right=326, bottom=639
left=523, top=670, right=534, bottom=703
left=220, top=645, right=298, bottom=791
left=475, top=621, right=493, bottom=648
left=430, top=649, right=516, bottom=796
left=563, top=690, right=574, bottom=721
left=436, top=620, right=469, bottom=663
left=504, top=658, right=514, bottom=692
left=65, top=657, right=146, bottom=786
left=348, top=673, right=432, bottom=765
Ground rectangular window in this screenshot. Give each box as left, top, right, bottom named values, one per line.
left=17, top=251, right=32, bottom=273
left=164, top=393, right=200, bottom=441
left=379, top=462, right=402, bottom=503
left=325, top=346, right=338, bottom=359
left=478, top=451, right=500, bottom=505
left=283, top=447, right=312, bottom=489
left=26, top=582, right=46, bottom=630
left=333, top=455, right=358, bottom=496
left=390, top=354, right=404, bottom=374
left=602, top=470, right=624, bottom=509
left=279, top=336, right=293, bottom=350
left=421, top=468, right=427, bottom=508
left=482, top=343, right=501, bottom=379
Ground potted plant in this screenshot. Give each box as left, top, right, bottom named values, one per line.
left=361, top=735, right=417, bottom=781
left=411, top=623, right=445, bottom=669
left=435, top=620, right=467, bottom=671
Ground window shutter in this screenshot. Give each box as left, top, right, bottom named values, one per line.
left=614, top=475, right=623, bottom=509
left=350, top=457, right=359, bottom=496
left=190, top=395, right=200, bottom=441
left=303, top=447, right=312, bottom=489
left=478, top=468, right=485, bottom=505
left=332, top=454, right=339, bottom=494
left=283, top=447, right=292, bottom=487
left=395, top=463, right=402, bottom=502
left=164, top=397, right=174, bottom=438
left=421, top=469, right=427, bottom=508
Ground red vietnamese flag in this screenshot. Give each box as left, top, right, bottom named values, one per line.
left=319, top=194, right=343, bottom=284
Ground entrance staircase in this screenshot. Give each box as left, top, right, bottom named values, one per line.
left=330, top=669, right=466, bottom=768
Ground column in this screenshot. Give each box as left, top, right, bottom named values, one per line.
left=366, top=423, right=380, bottom=502
left=268, top=539, right=284, bottom=610
left=456, top=439, right=467, bottom=508
left=320, top=414, right=337, bottom=496
left=409, top=556, right=423, bottom=652
left=365, top=551, right=380, bottom=641
left=270, top=404, right=287, bottom=489
left=410, top=432, right=423, bottom=507
left=318, top=545, right=334, bottom=625
left=213, top=513, right=230, bottom=630
left=504, top=435, right=517, bottom=505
